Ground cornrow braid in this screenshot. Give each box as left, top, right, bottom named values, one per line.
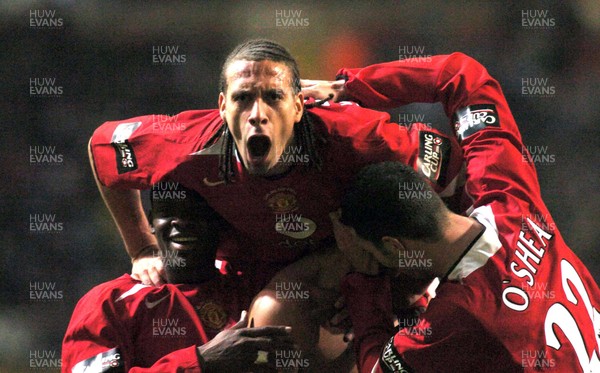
left=218, top=96, right=330, bottom=184
left=218, top=124, right=235, bottom=184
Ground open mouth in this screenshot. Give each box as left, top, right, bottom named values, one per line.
left=170, top=236, right=198, bottom=244
left=247, top=135, right=271, bottom=159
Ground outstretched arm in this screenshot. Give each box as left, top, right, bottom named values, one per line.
left=89, top=137, right=164, bottom=285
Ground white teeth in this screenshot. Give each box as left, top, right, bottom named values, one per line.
left=171, top=236, right=198, bottom=243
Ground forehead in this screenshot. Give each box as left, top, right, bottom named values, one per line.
left=225, top=60, right=291, bottom=89
left=151, top=200, right=199, bottom=219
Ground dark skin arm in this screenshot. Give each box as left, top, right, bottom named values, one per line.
left=198, top=311, right=295, bottom=372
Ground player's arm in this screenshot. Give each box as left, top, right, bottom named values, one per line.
left=333, top=53, right=544, bottom=205
left=89, top=137, right=163, bottom=285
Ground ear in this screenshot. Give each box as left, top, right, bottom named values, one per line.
left=293, top=92, right=304, bottom=123
left=218, top=92, right=226, bottom=121
left=381, top=236, right=405, bottom=258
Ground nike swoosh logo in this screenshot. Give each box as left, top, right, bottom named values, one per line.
left=203, top=177, right=226, bottom=187
left=145, top=294, right=170, bottom=309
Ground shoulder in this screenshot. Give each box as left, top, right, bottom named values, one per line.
left=307, top=101, right=392, bottom=145
left=74, top=274, right=172, bottom=315
left=92, top=109, right=222, bottom=147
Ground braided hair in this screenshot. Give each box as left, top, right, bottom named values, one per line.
left=217, top=39, right=328, bottom=183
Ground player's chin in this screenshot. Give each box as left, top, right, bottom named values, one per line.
left=245, top=161, right=271, bottom=175
left=244, top=155, right=276, bottom=175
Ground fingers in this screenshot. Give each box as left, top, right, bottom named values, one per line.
left=240, top=325, right=293, bottom=338
left=148, top=267, right=165, bottom=286
left=132, top=257, right=165, bottom=286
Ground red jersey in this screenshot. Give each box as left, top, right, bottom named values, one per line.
left=62, top=274, right=246, bottom=372
left=340, top=53, right=600, bottom=372
left=90, top=100, right=464, bottom=285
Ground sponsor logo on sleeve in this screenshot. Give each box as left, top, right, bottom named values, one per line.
left=418, top=131, right=451, bottom=187
left=380, top=337, right=413, bottom=373
left=111, top=122, right=142, bottom=174
left=112, top=140, right=138, bottom=174
left=72, top=347, right=123, bottom=373
left=453, top=104, right=499, bottom=142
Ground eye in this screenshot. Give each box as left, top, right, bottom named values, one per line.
left=232, top=92, right=251, bottom=102
left=266, top=90, right=284, bottom=102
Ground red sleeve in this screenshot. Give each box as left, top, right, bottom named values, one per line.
left=61, top=282, right=204, bottom=373
left=337, top=52, right=533, bottom=209
left=90, top=109, right=222, bottom=189
left=311, top=103, right=464, bottom=196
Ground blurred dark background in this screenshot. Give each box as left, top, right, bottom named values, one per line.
left=1, top=1, right=598, bottom=371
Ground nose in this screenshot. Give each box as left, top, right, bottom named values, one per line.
left=248, top=99, right=268, bottom=126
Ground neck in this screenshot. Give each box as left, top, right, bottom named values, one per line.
left=410, top=214, right=484, bottom=278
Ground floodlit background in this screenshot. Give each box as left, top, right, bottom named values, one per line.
left=1, top=1, right=599, bottom=371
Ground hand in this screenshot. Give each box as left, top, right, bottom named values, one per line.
left=301, top=79, right=347, bottom=102
left=312, top=296, right=353, bottom=343
left=198, top=311, right=295, bottom=372
left=131, top=246, right=165, bottom=286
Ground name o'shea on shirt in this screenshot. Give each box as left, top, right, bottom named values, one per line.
left=502, top=216, right=600, bottom=371
left=502, top=217, right=553, bottom=312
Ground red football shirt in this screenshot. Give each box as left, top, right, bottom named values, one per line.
left=90, top=100, right=464, bottom=293
left=62, top=274, right=246, bottom=372
left=339, top=53, right=600, bottom=372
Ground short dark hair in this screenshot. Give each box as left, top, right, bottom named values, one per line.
left=340, top=162, right=447, bottom=243
left=219, top=39, right=301, bottom=94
